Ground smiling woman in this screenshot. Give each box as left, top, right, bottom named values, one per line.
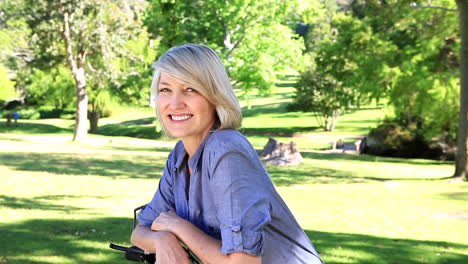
left=156, top=73, right=217, bottom=156
left=130, top=44, right=324, bottom=264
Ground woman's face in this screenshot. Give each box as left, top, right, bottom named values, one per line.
left=157, top=73, right=216, bottom=143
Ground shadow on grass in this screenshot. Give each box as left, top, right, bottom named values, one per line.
left=0, top=122, right=71, bottom=134
left=1, top=217, right=466, bottom=264
left=102, top=145, right=173, bottom=153
left=241, top=126, right=321, bottom=137
left=301, top=151, right=454, bottom=166
left=0, top=195, right=84, bottom=212
left=306, top=230, right=468, bottom=264
left=120, top=117, right=155, bottom=125
left=98, top=123, right=160, bottom=139
left=241, top=101, right=292, bottom=117
left=0, top=152, right=165, bottom=179
left=338, top=119, right=382, bottom=124
left=267, top=158, right=451, bottom=186
left=267, top=166, right=374, bottom=186
left=274, top=81, right=297, bottom=88
left=0, top=217, right=133, bottom=264
left=438, top=192, right=468, bottom=201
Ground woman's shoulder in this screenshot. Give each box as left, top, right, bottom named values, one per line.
left=207, top=129, right=246, bottom=147
left=210, top=129, right=243, bottom=140
left=205, top=129, right=255, bottom=155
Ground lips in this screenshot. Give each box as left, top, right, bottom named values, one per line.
left=170, top=114, right=193, bottom=121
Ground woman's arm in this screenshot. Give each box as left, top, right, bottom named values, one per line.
left=130, top=224, right=190, bottom=264
left=152, top=211, right=261, bottom=264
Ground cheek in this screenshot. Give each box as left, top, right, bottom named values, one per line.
left=156, top=97, right=168, bottom=111
left=197, top=98, right=215, bottom=114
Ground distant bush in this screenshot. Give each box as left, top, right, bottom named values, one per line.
left=38, top=109, right=75, bottom=119
left=366, top=121, right=431, bottom=159
left=18, top=108, right=41, bottom=120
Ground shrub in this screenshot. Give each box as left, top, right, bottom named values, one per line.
left=17, top=108, right=41, bottom=120
left=38, top=109, right=75, bottom=119
left=366, top=121, right=431, bottom=158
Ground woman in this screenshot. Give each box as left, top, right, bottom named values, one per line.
left=131, top=44, right=324, bottom=264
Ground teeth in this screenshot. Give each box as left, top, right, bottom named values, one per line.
left=171, top=115, right=192, bottom=121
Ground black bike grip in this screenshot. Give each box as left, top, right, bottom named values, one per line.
left=109, top=243, right=129, bottom=252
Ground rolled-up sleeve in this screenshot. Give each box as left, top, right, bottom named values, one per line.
left=208, top=145, right=271, bottom=256
left=137, top=157, right=176, bottom=227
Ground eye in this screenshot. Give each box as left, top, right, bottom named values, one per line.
left=186, top=87, right=197, bottom=93
left=159, top=87, right=171, bottom=93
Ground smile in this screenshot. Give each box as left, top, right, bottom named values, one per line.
left=170, top=114, right=193, bottom=121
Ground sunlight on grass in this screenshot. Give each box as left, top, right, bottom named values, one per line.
left=1, top=134, right=467, bottom=264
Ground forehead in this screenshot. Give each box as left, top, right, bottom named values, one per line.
left=159, top=73, right=186, bottom=86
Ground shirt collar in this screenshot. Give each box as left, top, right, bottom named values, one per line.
left=173, top=130, right=215, bottom=172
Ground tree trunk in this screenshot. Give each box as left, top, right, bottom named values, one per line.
left=455, top=0, right=468, bottom=181
left=324, top=112, right=331, bottom=131
left=88, top=111, right=100, bottom=134
left=61, top=6, right=88, bottom=141
left=73, top=68, right=88, bottom=141
left=330, top=110, right=340, bottom=131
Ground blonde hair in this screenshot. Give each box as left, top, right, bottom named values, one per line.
left=150, top=43, right=242, bottom=136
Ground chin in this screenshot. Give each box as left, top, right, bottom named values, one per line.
left=166, top=129, right=189, bottom=138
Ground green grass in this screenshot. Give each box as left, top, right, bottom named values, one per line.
left=0, top=133, right=467, bottom=264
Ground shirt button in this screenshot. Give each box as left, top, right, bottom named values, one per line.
left=232, top=225, right=241, bottom=232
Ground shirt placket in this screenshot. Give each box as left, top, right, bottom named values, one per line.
left=175, top=166, right=189, bottom=221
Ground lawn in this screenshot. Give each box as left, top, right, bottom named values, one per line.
left=0, top=80, right=467, bottom=263
left=0, top=132, right=466, bottom=264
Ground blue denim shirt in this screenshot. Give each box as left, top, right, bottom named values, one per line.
left=137, top=130, right=324, bottom=263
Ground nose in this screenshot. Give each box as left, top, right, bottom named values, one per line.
left=169, top=93, right=186, bottom=110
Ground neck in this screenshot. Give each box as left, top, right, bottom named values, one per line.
left=183, top=138, right=202, bottom=159
left=182, top=130, right=212, bottom=159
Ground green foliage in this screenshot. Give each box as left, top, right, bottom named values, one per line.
left=111, top=32, right=157, bottom=106
left=0, top=65, right=17, bottom=102
left=17, top=108, right=41, bottom=120
left=288, top=70, right=356, bottom=131
left=291, top=11, right=385, bottom=131
left=144, top=0, right=305, bottom=93
left=37, top=108, right=75, bottom=119
left=348, top=0, right=459, bottom=141
left=367, top=120, right=430, bottom=158
left=292, top=0, right=459, bottom=141
left=88, top=90, right=115, bottom=118
left=26, top=66, right=75, bottom=110
left=389, top=73, right=459, bottom=141
left=0, top=0, right=31, bottom=97
left=316, top=13, right=399, bottom=101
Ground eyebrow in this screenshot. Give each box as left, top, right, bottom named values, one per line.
left=159, top=81, right=171, bottom=86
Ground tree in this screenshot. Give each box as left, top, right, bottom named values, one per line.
left=290, top=70, right=355, bottom=131
left=0, top=0, right=31, bottom=104
left=83, top=20, right=154, bottom=134
left=21, top=0, right=147, bottom=141
left=350, top=0, right=466, bottom=179
left=291, top=11, right=394, bottom=131
left=455, top=0, right=468, bottom=181
left=144, top=0, right=304, bottom=95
